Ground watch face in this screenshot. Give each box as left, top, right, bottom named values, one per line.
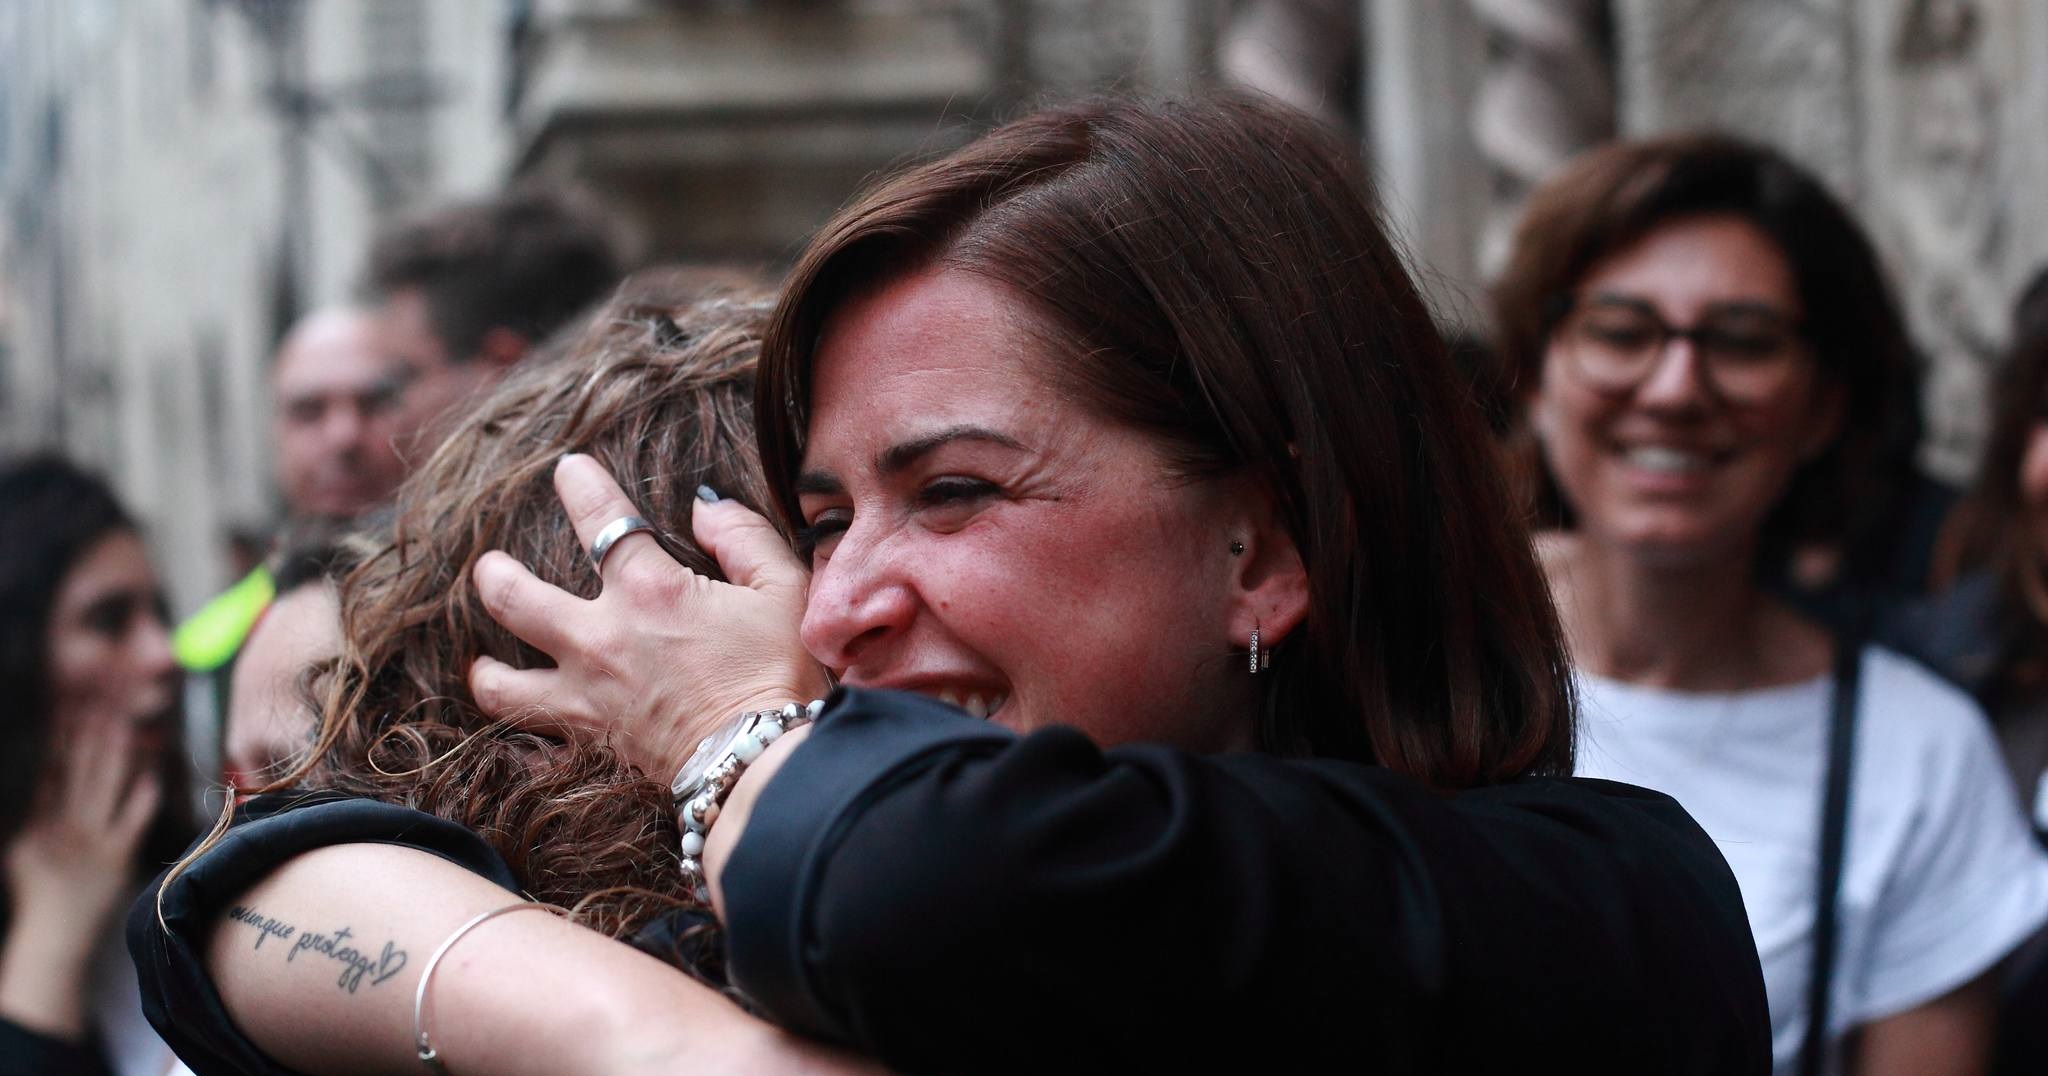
left=672, top=719, right=746, bottom=798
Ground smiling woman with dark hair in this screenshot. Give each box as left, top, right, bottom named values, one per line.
left=1497, top=133, right=2048, bottom=1076
left=138, top=96, right=1767, bottom=1075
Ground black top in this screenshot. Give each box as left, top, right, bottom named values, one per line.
left=724, top=688, right=1772, bottom=1073
left=130, top=690, right=1771, bottom=1075
left=0, top=1019, right=111, bottom=1076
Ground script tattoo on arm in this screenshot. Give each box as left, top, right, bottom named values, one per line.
left=224, top=905, right=409, bottom=994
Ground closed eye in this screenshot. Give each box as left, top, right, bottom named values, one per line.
left=795, top=510, right=852, bottom=563
left=917, top=476, right=999, bottom=507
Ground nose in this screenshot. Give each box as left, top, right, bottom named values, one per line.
left=1633, top=336, right=1715, bottom=411
left=134, top=608, right=177, bottom=683
left=323, top=404, right=368, bottom=454
left=800, top=527, right=919, bottom=672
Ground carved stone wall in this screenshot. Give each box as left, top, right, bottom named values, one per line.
left=1869, top=0, right=2040, bottom=480
left=1468, top=0, right=1612, bottom=275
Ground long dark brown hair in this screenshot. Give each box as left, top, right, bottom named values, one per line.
left=1, top=456, right=197, bottom=940
left=1492, top=133, right=1923, bottom=587
left=1935, top=268, right=2048, bottom=703
left=170, top=272, right=774, bottom=938
left=759, top=93, right=1574, bottom=787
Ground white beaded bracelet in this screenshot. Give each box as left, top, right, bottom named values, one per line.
left=413, top=901, right=568, bottom=1072
left=672, top=699, right=825, bottom=902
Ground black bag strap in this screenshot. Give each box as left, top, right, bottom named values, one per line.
left=1799, top=634, right=1864, bottom=1076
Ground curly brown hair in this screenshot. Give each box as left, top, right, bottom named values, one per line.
left=172, top=269, right=774, bottom=939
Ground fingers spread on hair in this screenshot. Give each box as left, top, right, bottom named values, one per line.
left=554, top=453, right=668, bottom=587
left=691, top=497, right=808, bottom=600
left=473, top=550, right=581, bottom=659
left=469, top=653, right=570, bottom=728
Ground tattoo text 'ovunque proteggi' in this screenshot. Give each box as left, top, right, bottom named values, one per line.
left=226, top=904, right=409, bottom=993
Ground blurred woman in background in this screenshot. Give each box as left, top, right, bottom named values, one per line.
left=1915, top=267, right=2048, bottom=835
left=1497, top=133, right=2048, bottom=1075
left=1, top=456, right=194, bottom=1076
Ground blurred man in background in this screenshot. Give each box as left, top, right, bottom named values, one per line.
left=366, top=185, right=623, bottom=454
left=174, top=186, right=622, bottom=736
left=271, top=307, right=411, bottom=522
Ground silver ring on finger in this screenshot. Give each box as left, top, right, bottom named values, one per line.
left=589, top=515, right=656, bottom=572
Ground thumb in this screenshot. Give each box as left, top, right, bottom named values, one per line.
left=691, top=489, right=808, bottom=599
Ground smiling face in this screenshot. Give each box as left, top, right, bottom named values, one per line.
left=46, top=531, right=178, bottom=753
left=795, top=268, right=1266, bottom=751
left=1531, top=214, right=1841, bottom=568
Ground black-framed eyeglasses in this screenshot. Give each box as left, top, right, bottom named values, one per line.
left=1553, top=294, right=1810, bottom=404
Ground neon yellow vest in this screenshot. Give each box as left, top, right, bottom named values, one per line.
left=172, top=566, right=275, bottom=673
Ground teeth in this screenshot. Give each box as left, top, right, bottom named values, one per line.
left=923, top=688, right=1008, bottom=718
left=1626, top=445, right=1708, bottom=474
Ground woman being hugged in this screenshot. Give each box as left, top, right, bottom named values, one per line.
left=1496, top=134, right=2048, bottom=1075
left=2, top=457, right=193, bottom=1076
left=138, top=277, right=870, bottom=1074
left=145, top=95, right=1769, bottom=1074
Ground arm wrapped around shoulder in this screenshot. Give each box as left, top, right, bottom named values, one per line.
left=722, top=688, right=1772, bottom=1074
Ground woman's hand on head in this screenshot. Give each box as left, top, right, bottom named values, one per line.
left=3, top=709, right=160, bottom=935
left=0, top=709, right=160, bottom=1038
left=468, top=454, right=829, bottom=780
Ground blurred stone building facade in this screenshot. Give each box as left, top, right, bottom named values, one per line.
left=3, top=0, right=2045, bottom=610
left=0, top=0, right=509, bottom=609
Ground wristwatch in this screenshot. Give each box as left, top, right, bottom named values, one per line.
left=672, top=699, right=824, bottom=901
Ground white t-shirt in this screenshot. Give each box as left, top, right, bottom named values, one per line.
left=1575, top=647, right=2048, bottom=1074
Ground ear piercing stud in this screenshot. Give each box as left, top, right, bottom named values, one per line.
left=1230, top=540, right=1245, bottom=556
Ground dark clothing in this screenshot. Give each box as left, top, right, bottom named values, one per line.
left=0, top=1020, right=110, bottom=1076
left=131, top=690, right=1771, bottom=1075
left=1883, top=571, right=2048, bottom=829
left=726, top=688, right=1771, bottom=1073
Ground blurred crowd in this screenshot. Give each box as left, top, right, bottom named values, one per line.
left=5, top=88, right=2048, bottom=1075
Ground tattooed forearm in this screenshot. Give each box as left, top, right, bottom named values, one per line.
left=225, top=905, right=410, bottom=994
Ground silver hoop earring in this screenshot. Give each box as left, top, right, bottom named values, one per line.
left=1248, top=627, right=1259, bottom=675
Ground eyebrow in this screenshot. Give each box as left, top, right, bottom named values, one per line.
left=794, top=424, right=1028, bottom=498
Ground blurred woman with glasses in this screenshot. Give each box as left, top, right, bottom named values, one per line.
left=1495, top=133, right=2048, bottom=1075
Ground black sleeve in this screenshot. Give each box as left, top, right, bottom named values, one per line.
left=125, top=791, right=521, bottom=1076
left=723, top=688, right=1773, bottom=1075
left=0, top=1017, right=111, bottom=1076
